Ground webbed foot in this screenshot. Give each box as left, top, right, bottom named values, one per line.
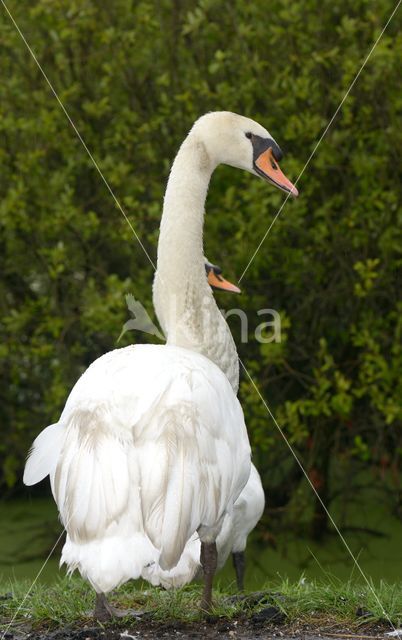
left=94, top=593, right=144, bottom=622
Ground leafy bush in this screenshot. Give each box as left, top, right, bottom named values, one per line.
left=0, top=0, right=401, bottom=536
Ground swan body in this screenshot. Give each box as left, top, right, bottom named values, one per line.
left=24, top=344, right=250, bottom=593
left=24, top=111, right=297, bottom=612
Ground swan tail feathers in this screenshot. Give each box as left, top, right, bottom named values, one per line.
left=23, top=422, right=64, bottom=486
left=61, top=532, right=158, bottom=594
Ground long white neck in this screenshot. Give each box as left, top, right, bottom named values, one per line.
left=153, top=133, right=239, bottom=392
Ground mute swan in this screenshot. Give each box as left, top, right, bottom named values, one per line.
left=23, top=111, right=297, bottom=619
left=145, top=260, right=265, bottom=591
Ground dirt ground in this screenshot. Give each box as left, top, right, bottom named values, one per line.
left=2, top=614, right=391, bottom=640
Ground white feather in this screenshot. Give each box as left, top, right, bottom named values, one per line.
left=143, top=464, right=265, bottom=589
left=23, top=422, right=64, bottom=488
left=25, top=344, right=250, bottom=593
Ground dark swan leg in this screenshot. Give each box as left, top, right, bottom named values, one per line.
left=94, top=592, right=143, bottom=622
left=200, top=541, right=218, bottom=611
left=232, top=551, right=245, bottom=591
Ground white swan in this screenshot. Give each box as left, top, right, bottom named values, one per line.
left=23, top=111, right=297, bottom=619
left=144, top=260, right=265, bottom=591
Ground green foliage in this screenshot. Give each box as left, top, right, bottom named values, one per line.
left=0, top=0, right=401, bottom=538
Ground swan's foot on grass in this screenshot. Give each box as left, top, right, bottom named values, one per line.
left=200, top=541, right=218, bottom=612
left=94, top=593, right=144, bottom=622
left=232, top=551, right=245, bottom=591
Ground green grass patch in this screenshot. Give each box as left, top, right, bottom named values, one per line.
left=271, top=577, right=402, bottom=626
left=1, top=575, right=401, bottom=631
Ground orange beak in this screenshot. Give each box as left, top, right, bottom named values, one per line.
left=255, top=147, right=299, bottom=197
left=207, top=270, right=241, bottom=294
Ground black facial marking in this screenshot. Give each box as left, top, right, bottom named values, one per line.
left=249, top=133, right=283, bottom=162
left=205, top=262, right=222, bottom=276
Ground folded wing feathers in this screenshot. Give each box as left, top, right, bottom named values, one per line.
left=54, top=410, right=132, bottom=541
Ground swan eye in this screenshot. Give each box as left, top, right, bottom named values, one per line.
left=245, top=132, right=252, bottom=139
left=271, top=160, right=278, bottom=170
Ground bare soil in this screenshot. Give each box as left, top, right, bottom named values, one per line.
left=2, top=615, right=391, bottom=640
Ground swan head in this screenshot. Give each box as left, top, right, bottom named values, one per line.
left=191, top=111, right=298, bottom=197
left=204, top=258, right=241, bottom=294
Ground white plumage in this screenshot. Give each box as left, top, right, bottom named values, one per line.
left=24, top=345, right=250, bottom=593
left=143, top=464, right=264, bottom=589
left=24, top=112, right=297, bottom=614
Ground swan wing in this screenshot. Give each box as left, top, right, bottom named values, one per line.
left=132, top=346, right=250, bottom=569
left=23, top=422, right=64, bottom=488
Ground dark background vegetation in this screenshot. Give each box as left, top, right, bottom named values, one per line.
left=0, top=0, right=401, bottom=549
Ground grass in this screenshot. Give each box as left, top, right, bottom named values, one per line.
left=1, top=575, right=401, bottom=633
